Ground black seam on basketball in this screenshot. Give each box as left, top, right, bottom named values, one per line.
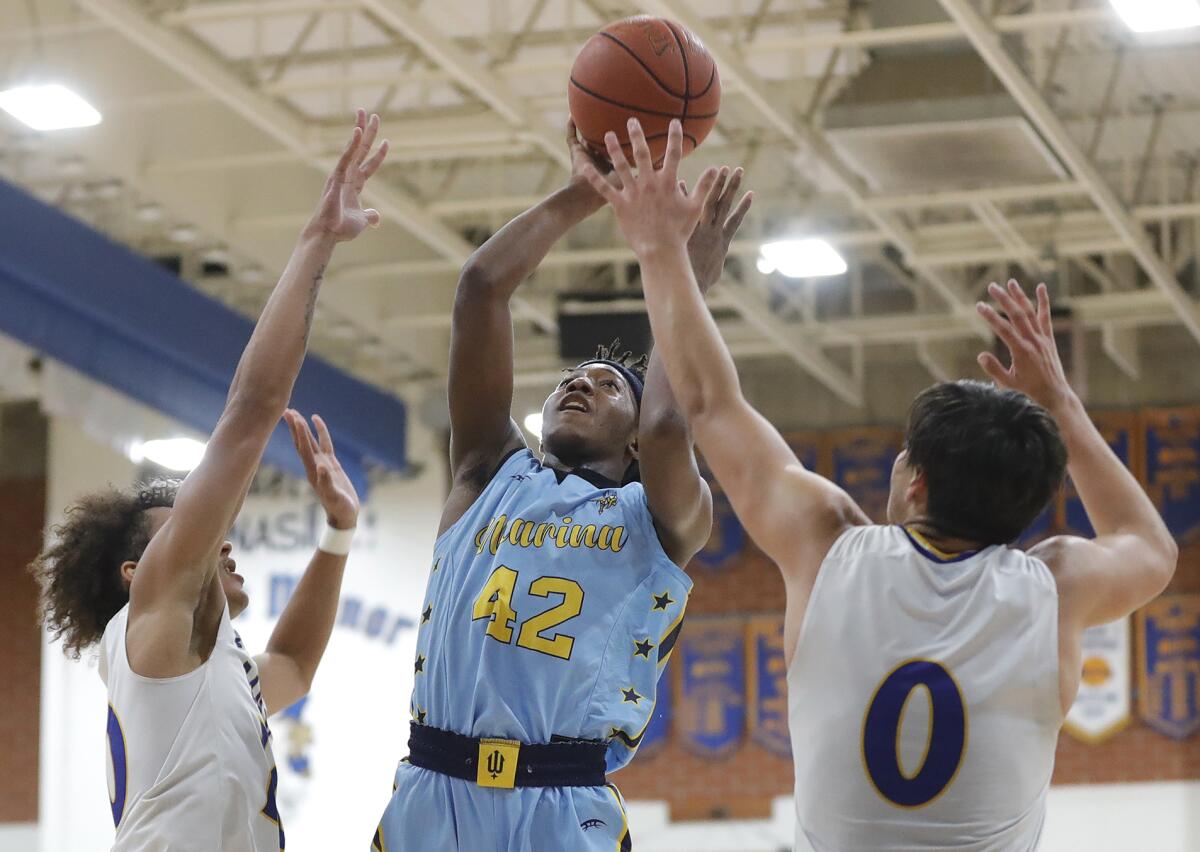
left=598, top=31, right=687, bottom=99
left=696, top=64, right=717, bottom=99
left=569, top=78, right=715, bottom=120
left=664, top=20, right=691, bottom=121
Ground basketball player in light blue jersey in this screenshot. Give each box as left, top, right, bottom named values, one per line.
left=585, top=119, right=1178, bottom=851
left=371, top=123, right=751, bottom=852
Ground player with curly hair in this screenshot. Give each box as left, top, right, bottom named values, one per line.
left=29, top=110, right=388, bottom=851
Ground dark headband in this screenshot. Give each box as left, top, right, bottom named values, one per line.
left=577, top=359, right=645, bottom=406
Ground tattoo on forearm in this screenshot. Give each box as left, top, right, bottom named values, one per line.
left=303, top=265, right=325, bottom=342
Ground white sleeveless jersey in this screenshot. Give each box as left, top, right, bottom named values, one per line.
left=789, top=525, right=1062, bottom=852
left=99, top=603, right=284, bottom=852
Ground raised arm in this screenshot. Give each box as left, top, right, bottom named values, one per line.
left=441, top=122, right=610, bottom=531
left=256, top=411, right=358, bottom=715
left=638, top=169, right=752, bottom=566
left=979, top=281, right=1177, bottom=627
left=582, top=120, right=868, bottom=584
left=128, top=112, right=388, bottom=674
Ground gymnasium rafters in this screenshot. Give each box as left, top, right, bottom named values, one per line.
left=2, top=0, right=1199, bottom=425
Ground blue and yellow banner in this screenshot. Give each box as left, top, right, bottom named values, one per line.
left=1142, top=408, right=1200, bottom=542
left=677, top=619, right=745, bottom=758
left=1062, top=412, right=1141, bottom=537
left=1136, top=595, right=1200, bottom=740
left=830, top=428, right=903, bottom=523
left=746, top=616, right=790, bottom=757
left=693, top=459, right=746, bottom=570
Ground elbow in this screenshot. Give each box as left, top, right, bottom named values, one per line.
left=1156, top=534, right=1179, bottom=588
left=457, top=254, right=500, bottom=300
left=640, top=405, right=690, bottom=442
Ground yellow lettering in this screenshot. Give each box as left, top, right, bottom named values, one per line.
left=517, top=520, right=536, bottom=548
left=534, top=524, right=551, bottom=547
left=569, top=524, right=585, bottom=547
left=508, top=520, right=523, bottom=547
left=490, top=515, right=508, bottom=555
left=598, top=526, right=614, bottom=551
left=610, top=527, right=626, bottom=553
left=555, top=519, right=572, bottom=548
left=583, top=524, right=599, bottom=548
left=475, top=525, right=488, bottom=554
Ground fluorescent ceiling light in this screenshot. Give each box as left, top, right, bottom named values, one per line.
left=129, top=438, right=207, bottom=472
left=756, top=239, right=847, bottom=279
left=523, top=412, right=543, bottom=439
left=0, top=84, right=102, bottom=131
left=1109, top=0, right=1200, bottom=32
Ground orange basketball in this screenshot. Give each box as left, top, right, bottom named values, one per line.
left=568, top=16, right=721, bottom=165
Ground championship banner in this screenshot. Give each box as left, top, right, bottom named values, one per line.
left=1062, top=412, right=1141, bottom=537
left=1136, top=595, right=1200, bottom=740
left=693, top=459, right=746, bottom=570
left=677, top=619, right=746, bottom=758
left=829, top=427, right=903, bottom=523
left=1142, top=408, right=1200, bottom=543
left=638, top=666, right=672, bottom=757
left=1063, top=618, right=1131, bottom=744
left=746, top=616, right=790, bottom=756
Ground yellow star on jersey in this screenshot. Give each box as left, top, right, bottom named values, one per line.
left=652, top=592, right=675, bottom=611
left=633, top=638, right=654, bottom=658
left=621, top=687, right=644, bottom=705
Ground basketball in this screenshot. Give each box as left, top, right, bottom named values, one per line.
left=568, top=16, right=721, bottom=164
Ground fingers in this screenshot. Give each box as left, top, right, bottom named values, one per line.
left=703, top=167, right=730, bottom=221
left=724, top=191, right=754, bottom=240
left=975, top=300, right=1026, bottom=356
left=628, top=119, right=655, bottom=176
left=354, top=113, right=381, bottom=170
left=285, top=410, right=318, bottom=474
left=333, top=126, right=363, bottom=181
left=566, top=118, right=578, bottom=146
left=989, top=281, right=1039, bottom=341
left=580, top=162, right=619, bottom=204
left=604, top=131, right=635, bottom=188
left=1036, top=282, right=1053, bottom=336
left=360, top=139, right=389, bottom=182
left=715, top=167, right=743, bottom=222
left=692, top=167, right=720, bottom=209
left=312, top=414, right=335, bottom=455
left=977, top=352, right=1013, bottom=386
left=364, top=208, right=381, bottom=228
left=661, top=119, right=684, bottom=179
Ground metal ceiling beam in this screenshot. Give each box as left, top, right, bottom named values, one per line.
left=357, top=0, right=571, bottom=169
left=639, top=0, right=990, bottom=342
left=937, top=0, right=1200, bottom=345
left=77, top=0, right=556, bottom=334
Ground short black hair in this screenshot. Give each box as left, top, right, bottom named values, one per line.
left=904, top=380, right=1066, bottom=544
left=29, top=478, right=179, bottom=658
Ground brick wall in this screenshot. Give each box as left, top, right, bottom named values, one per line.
left=0, top=476, right=45, bottom=822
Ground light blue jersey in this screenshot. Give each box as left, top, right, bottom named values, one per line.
left=413, top=448, right=692, bottom=771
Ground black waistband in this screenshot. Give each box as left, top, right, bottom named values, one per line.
left=407, top=723, right=608, bottom=788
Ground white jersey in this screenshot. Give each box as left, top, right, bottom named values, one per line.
left=789, top=525, right=1061, bottom=852
left=99, top=603, right=283, bottom=852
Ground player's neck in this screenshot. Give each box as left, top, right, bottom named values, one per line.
left=904, top=519, right=986, bottom=557
left=539, top=450, right=628, bottom=485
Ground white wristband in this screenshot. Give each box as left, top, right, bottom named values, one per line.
left=318, top=523, right=356, bottom=556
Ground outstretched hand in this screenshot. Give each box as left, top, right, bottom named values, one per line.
left=579, top=118, right=722, bottom=256
left=305, top=109, right=390, bottom=243
left=975, top=280, right=1074, bottom=412
left=687, top=166, right=753, bottom=292
left=285, top=410, right=360, bottom=531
